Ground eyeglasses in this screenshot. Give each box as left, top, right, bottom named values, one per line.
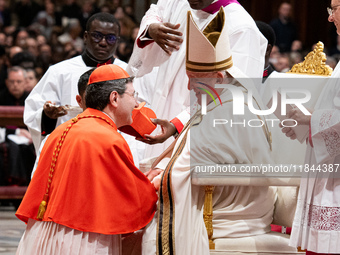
left=89, top=31, right=119, bottom=45
left=124, top=91, right=139, bottom=101
left=327, top=4, right=340, bottom=16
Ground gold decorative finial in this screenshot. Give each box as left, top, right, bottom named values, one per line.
left=203, top=186, right=215, bottom=249
left=288, top=41, right=333, bottom=76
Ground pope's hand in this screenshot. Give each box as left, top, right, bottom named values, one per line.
left=145, top=168, right=163, bottom=191
left=152, top=176, right=162, bottom=191
left=148, top=22, right=183, bottom=55
left=136, top=118, right=177, bottom=144
left=43, top=101, right=68, bottom=119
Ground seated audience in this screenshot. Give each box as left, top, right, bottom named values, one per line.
left=0, top=66, right=35, bottom=185
left=0, top=66, right=29, bottom=105
left=25, top=68, right=38, bottom=92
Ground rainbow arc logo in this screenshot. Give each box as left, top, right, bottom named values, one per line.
left=197, top=82, right=223, bottom=106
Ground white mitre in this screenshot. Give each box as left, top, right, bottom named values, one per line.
left=186, top=7, right=243, bottom=78
left=186, top=8, right=271, bottom=149
left=186, top=7, right=263, bottom=97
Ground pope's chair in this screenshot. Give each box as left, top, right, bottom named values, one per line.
left=192, top=170, right=304, bottom=255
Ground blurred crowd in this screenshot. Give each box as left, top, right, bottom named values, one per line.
left=268, top=39, right=338, bottom=73
left=268, top=2, right=338, bottom=73
left=0, top=0, right=140, bottom=186
left=0, top=0, right=139, bottom=94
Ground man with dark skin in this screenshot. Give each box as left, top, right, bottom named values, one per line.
left=24, top=12, right=127, bottom=154
left=43, top=14, right=121, bottom=119
left=255, top=21, right=277, bottom=83
left=146, top=0, right=215, bottom=55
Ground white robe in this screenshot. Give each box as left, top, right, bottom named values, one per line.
left=142, top=86, right=276, bottom=255
left=289, top=63, right=340, bottom=253
left=24, top=55, right=144, bottom=167
left=16, top=219, right=121, bottom=255
left=127, top=0, right=267, bottom=158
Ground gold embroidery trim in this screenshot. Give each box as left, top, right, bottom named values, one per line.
left=156, top=114, right=196, bottom=255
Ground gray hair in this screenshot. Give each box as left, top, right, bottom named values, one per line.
left=7, top=66, right=27, bottom=78
left=85, top=77, right=133, bottom=110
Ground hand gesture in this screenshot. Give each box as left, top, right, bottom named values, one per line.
left=152, top=176, right=162, bottom=191
left=145, top=168, right=163, bottom=182
left=136, top=118, right=177, bottom=144
left=287, top=106, right=313, bottom=126
left=281, top=126, right=297, bottom=140
left=43, top=101, right=68, bottom=119
left=145, top=168, right=163, bottom=191
left=280, top=106, right=313, bottom=140
left=148, top=22, right=183, bottom=55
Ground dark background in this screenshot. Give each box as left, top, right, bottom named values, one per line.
left=238, top=0, right=336, bottom=51
left=130, top=0, right=336, bottom=51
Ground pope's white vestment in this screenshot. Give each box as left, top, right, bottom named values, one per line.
left=142, top=85, right=276, bottom=255
left=127, top=0, right=267, bottom=158
left=289, top=63, right=340, bottom=253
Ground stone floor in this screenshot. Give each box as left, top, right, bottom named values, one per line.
left=0, top=204, right=25, bottom=255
